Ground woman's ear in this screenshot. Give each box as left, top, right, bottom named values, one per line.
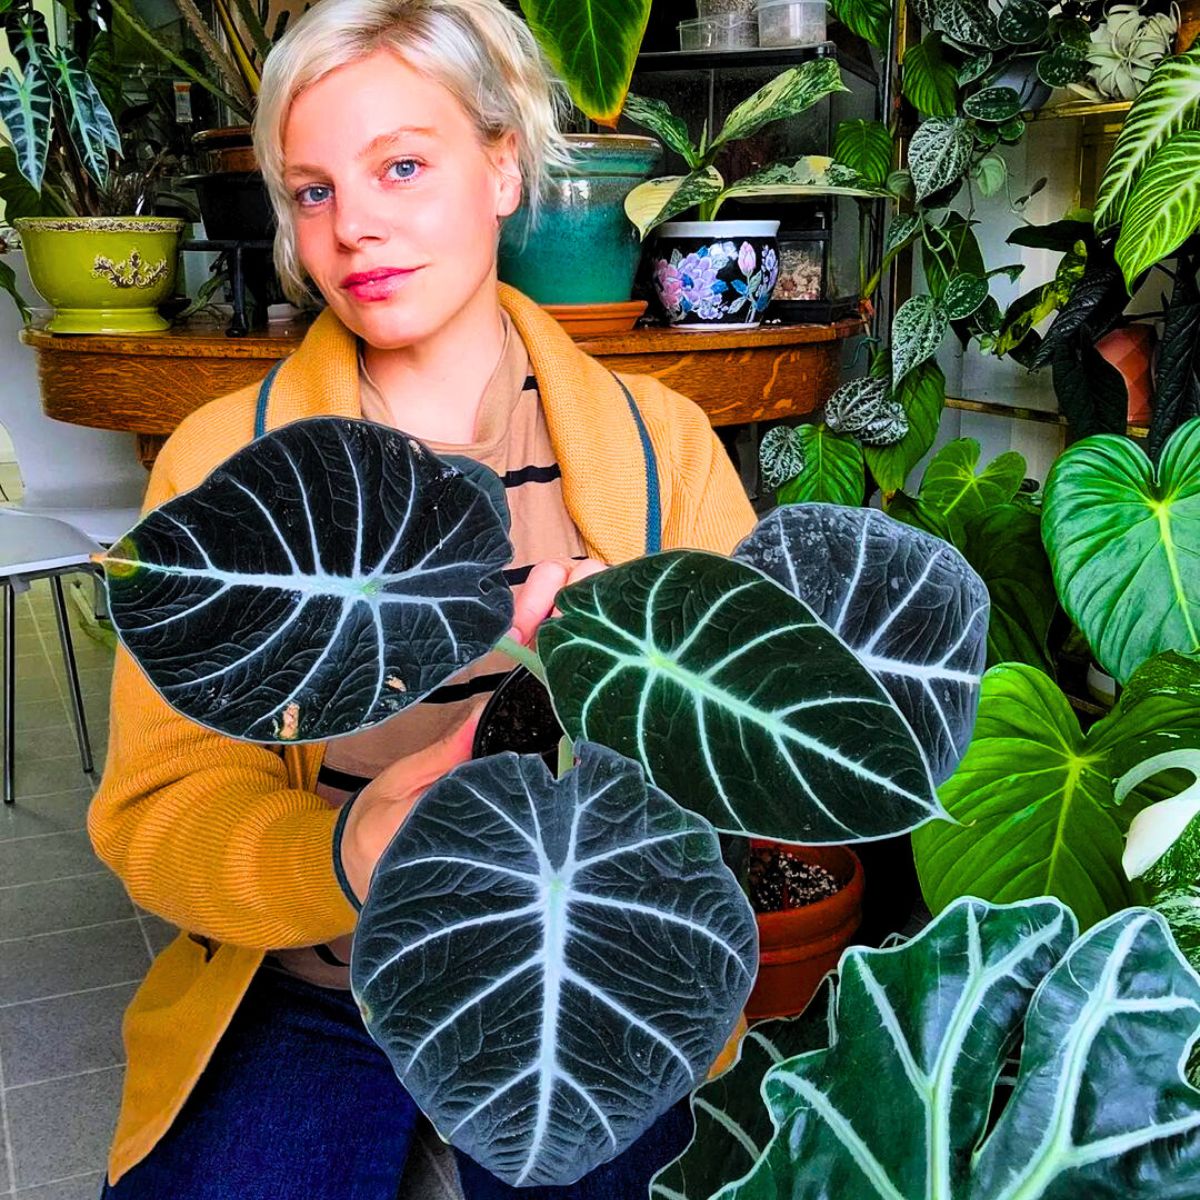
left=491, top=130, right=523, bottom=219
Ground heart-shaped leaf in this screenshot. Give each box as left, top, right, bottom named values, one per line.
left=824, top=376, right=909, bottom=447
left=903, top=33, right=958, bottom=117
left=517, top=0, right=650, bottom=124
left=539, top=551, right=943, bottom=843
left=958, top=51, right=993, bottom=85
left=759, top=425, right=807, bottom=491
left=352, top=741, right=757, bottom=1188
left=650, top=982, right=835, bottom=1200
left=943, top=272, right=989, bottom=319
left=103, top=417, right=514, bottom=742
left=913, top=0, right=999, bottom=46
left=1115, top=131, right=1200, bottom=289
left=777, top=424, right=865, bottom=506
left=909, top=117, right=974, bottom=200
left=885, top=212, right=921, bottom=255
left=1043, top=418, right=1200, bottom=683
left=832, top=118, right=893, bottom=185
left=864, top=359, right=947, bottom=496
left=998, top=0, right=1049, bottom=43
left=828, top=0, right=891, bottom=48
left=916, top=438, right=1026, bottom=535
left=736, top=505, right=988, bottom=784
left=973, top=151, right=1006, bottom=196
left=891, top=294, right=949, bottom=386
left=715, top=898, right=1200, bottom=1200
left=963, top=85, right=1023, bottom=122
left=1037, top=44, right=1090, bottom=87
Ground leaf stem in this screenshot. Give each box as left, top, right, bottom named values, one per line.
left=494, top=634, right=548, bottom=686
left=557, top=735, right=574, bottom=780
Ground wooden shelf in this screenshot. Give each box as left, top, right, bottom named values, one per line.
left=945, top=394, right=1148, bottom=439
left=1032, top=99, right=1131, bottom=122
left=636, top=43, right=877, bottom=84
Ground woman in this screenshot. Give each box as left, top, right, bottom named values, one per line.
left=90, top=1, right=756, bottom=1196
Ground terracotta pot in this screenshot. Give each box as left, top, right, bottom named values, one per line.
left=745, top=842, right=864, bottom=1020
left=192, top=125, right=257, bottom=174
left=1096, top=324, right=1156, bottom=425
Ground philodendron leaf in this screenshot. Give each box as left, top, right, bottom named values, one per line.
left=1115, top=131, right=1200, bottom=289
left=736, top=505, right=988, bottom=785
left=916, top=438, right=1026, bottom=535
left=1042, top=418, right=1200, bottom=683
left=352, top=741, right=757, bottom=1188
left=759, top=424, right=807, bottom=491
left=891, top=294, right=949, bottom=387
left=709, top=59, right=847, bottom=158
left=650, top=981, right=836, bottom=1200
left=715, top=897, right=1200, bottom=1200
left=864, top=360, right=947, bottom=497
left=908, top=117, right=974, bottom=200
left=828, top=0, right=891, bottom=49
left=902, top=33, right=958, bottom=117
left=832, top=118, right=893, bottom=186
left=1095, top=44, right=1200, bottom=233
left=622, top=93, right=699, bottom=168
left=624, top=166, right=723, bottom=239
left=103, top=417, right=513, bottom=743
left=912, top=661, right=1199, bottom=928
left=517, top=0, right=650, bottom=125
left=539, top=551, right=943, bottom=843
left=776, top=424, right=865, bottom=506
left=0, top=64, right=51, bottom=190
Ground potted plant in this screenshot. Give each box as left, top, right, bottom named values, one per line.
left=617, top=59, right=884, bottom=330
left=98, top=414, right=991, bottom=1183
left=0, top=5, right=184, bottom=333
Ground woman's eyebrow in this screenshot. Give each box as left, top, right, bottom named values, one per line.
left=284, top=127, right=438, bottom=179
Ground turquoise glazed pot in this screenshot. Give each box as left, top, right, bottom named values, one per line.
left=498, top=134, right=661, bottom=305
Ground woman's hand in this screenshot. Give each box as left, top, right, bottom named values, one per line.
left=338, top=556, right=607, bottom=904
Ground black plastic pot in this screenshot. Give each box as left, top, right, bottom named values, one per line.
left=472, top=667, right=561, bottom=769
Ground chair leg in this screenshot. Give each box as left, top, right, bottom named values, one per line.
left=51, top=576, right=94, bottom=776
left=3, top=580, right=13, bottom=805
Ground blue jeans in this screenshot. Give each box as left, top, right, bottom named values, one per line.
left=101, top=968, right=692, bottom=1199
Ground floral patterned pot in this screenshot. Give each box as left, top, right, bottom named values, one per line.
left=649, top=220, right=780, bottom=331
left=15, top=217, right=185, bottom=334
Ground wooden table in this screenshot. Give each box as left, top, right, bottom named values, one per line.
left=22, top=315, right=861, bottom=468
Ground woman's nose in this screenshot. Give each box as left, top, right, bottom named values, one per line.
left=332, top=189, right=388, bottom=248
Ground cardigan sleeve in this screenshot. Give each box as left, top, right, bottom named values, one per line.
left=87, top=435, right=358, bottom=949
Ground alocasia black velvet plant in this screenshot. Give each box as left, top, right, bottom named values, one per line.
left=100, top=415, right=990, bottom=1187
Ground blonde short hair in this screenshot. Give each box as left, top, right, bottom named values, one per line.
left=253, top=0, right=574, bottom=303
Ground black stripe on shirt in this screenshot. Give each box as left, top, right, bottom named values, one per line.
left=502, top=555, right=588, bottom=587
left=317, top=763, right=372, bottom=793
left=500, top=463, right=561, bottom=488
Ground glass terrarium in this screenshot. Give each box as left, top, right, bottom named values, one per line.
left=766, top=203, right=859, bottom=323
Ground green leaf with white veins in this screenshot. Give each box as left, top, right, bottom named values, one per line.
left=708, top=60, right=847, bottom=159
left=47, top=48, right=116, bottom=187
left=891, top=294, right=948, bottom=387
left=716, top=897, right=1200, bottom=1200
left=908, top=117, right=973, bottom=200
left=538, top=550, right=943, bottom=844
left=622, top=94, right=700, bottom=168
left=0, top=64, right=51, bottom=190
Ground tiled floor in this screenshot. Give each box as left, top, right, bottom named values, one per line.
left=0, top=471, right=163, bottom=1197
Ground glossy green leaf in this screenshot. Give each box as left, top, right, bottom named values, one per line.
left=1115, top=131, right=1200, bottom=289
left=709, top=60, right=847, bottom=158
left=1043, top=419, right=1200, bottom=682
left=624, top=166, right=723, bottom=238
left=865, top=360, right=946, bottom=496
left=1095, top=44, right=1200, bottom=233
left=354, top=741, right=757, bottom=1187
left=832, top=118, right=893, bottom=185
left=908, top=117, right=974, bottom=200
left=103, top=417, right=514, bottom=743
left=518, top=0, right=651, bottom=124
left=715, top=898, right=1200, bottom=1200
left=46, top=48, right=116, bottom=187
left=973, top=151, right=1006, bottom=196
left=539, top=551, right=943, bottom=843
left=903, top=34, right=958, bottom=117
left=715, top=156, right=887, bottom=214
left=912, top=0, right=998, bottom=47
left=922, top=213, right=986, bottom=299
left=1037, top=44, right=1090, bottom=87
left=914, top=664, right=1140, bottom=928
left=0, top=64, right=50, bottom=190
left=958, top=51, right=993, bottom=85
left=650, top=983, right=836, bottom=1200
left=885, top=212, right=920, bottom=254
left=777, top=423, right=866, bottom=506
left=828, top=0, right=891, bottom=48
left=964, top=85, right=1023, bottom=122
left=1052, top=13, right=1093, bottom=51
left=999, top=114, right=1028, bottom=142
left=622, top=93, right=700, bottom=168
left=917, top=438, right=1026, bottom=532
left=886, top=168, right=914, bottom=199
left=943, top=272, right=989, bottom=318
left=891, top=294, right=948, bottom=386
left=823, top=376, right=909, bottom=446
left=998, top=0, right=1048, bottom=44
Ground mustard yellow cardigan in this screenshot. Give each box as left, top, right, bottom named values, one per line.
left=89, top=284, right=757, bottom=1184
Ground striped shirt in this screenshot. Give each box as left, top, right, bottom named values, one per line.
left=266, top=312, right=586, bottom=988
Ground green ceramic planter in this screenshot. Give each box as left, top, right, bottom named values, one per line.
left=498, top=134, right=662, bottom=305
left=15, top=217, right=185, bottom=334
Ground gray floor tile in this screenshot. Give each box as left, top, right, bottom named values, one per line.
left=70, top=670, right=112, bottom=701
left=14, top=1171, right=105, bottom=1199
left=14, top=700, right=70, bottom=735
left=0, top=791, right=93, bottom=843
left=6, top=1066, right=123, bottom=1190
left=12, top=728, right=100, bottom=765
left=2, top=1132, right=11, bottom=1195
left=7, top=674, right=63, bottom=705
left=0, top=871, right=134, bottom=940
left=14, top=757, right=95, bottom=801
left=0, top=981, right=135, bottom=1088
left=0, top=919, right=147, bottom=1005
left=138, top=914, right=177, bottom=957
left=0, top=831, right=100, bottom=888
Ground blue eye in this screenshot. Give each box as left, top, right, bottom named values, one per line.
left=296, top=184, right=332, bottom=207
left=386, top=158, right=421, bottom=181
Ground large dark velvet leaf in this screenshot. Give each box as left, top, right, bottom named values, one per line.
left=1151, top=267, right=1200, bottom=459
left=104, top=417, right=513, bottom=742
left=352, top=742, right=757, bottom=1188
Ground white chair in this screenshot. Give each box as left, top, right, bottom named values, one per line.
left=1, top=510, right=104, bottom=805
left=0, top=251, right=145, bottom=544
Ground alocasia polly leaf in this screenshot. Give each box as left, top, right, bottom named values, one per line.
left=46, top=47, right=117, bottom=186
left=103, top=417, right=514, bottom=742
left=713, top=898, right=1200, bottom=1200
left=736, top=505, right=988, bottom=785
left=539, top=551, right=943, bottom=843
left=776, top=424, right=865, bottom=506
left=0, top=63, right=51, bottom=190
left=353, top=741, right=757, bottom=1188
left=650, top=981, right=836, bottom=1200
left=1042, top=418, right=1200, bottom=682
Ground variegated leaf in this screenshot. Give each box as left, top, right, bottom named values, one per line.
left=623, top=93, right=700, bottom=168
left=624, top=166, right=723, bottom=239
left=47, top=48, right=114, bottom=187
left=0, top=64, right=51, bottom=190
left=759, top=424, right=807, bottom=491
left=908, top=117, right=973, bottom=201
left=891, top=294, right=948, bottom=387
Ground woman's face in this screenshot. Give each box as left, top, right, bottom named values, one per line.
left=283, top=49, right=522, bottom=348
